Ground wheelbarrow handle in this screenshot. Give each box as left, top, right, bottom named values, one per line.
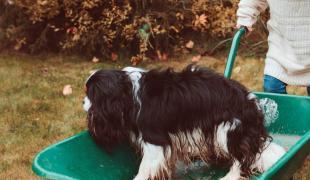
left=223, top=26, right=247, bottom=79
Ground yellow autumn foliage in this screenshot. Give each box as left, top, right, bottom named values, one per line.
left=0, top=0, right=266, bottom=62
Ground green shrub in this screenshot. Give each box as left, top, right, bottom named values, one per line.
left=0, top=0, right=243, bottom=63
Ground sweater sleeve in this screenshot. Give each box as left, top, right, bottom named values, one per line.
left=237, top=0, right=269, bottom=27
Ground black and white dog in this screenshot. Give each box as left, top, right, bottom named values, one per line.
left=83, top=65, right=285, bottom=180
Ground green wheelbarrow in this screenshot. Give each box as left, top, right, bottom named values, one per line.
left=32, top=28, right=310, bottom=180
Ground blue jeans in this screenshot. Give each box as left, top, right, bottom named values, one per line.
left=264, top=75, right=310, bottom=95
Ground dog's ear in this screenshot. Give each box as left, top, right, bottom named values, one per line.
left=86, top=70, right=131, bottom=152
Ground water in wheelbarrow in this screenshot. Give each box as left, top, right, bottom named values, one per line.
left=173, top=133, right=301, bottom=179
left=270, top=133, right=301, bottom=151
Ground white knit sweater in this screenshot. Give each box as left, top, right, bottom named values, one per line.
left=237, top=0, right=310, bottom=86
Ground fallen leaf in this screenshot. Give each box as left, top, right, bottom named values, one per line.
left=72, top=34, right=80, bottom=41
left=198, top=14, right=207, bottom=26
left=41, top=67, right=49, bottom=74
left=92, top=56, right=99, bottom=63
left=191, top=55, right=201, bottom=62
left=38, top=0, right=48, bottom=5
left=63, top=85, right=72, bottom=96
left=14, top=38, right=26, bottom=51
left=194, top=14, right=207, bottom=27
left=176, top=12, right=184, bottom=20
left=234, top=66, right=241, bottom=73
left=186, top=40, right=194, bottom=49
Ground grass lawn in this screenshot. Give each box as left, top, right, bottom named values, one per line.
left=0, top=52, right=308, bottom=179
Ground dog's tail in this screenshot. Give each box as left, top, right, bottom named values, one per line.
left=248, top=93, right=279, bottom=126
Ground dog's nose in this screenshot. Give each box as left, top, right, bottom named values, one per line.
left=82, top=100, right=85, bottom=104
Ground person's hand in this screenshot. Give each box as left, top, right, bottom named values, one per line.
left=236, top=24, right=253, bottom=32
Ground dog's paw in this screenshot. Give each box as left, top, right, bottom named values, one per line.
left=133, top=177, right=144, bottom=180
left=133, top=174, right=148, bottom=180
left=219, top=176, right=247, bottom=180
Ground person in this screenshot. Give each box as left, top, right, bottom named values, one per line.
left=236, top=0, right=310, bottom=95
